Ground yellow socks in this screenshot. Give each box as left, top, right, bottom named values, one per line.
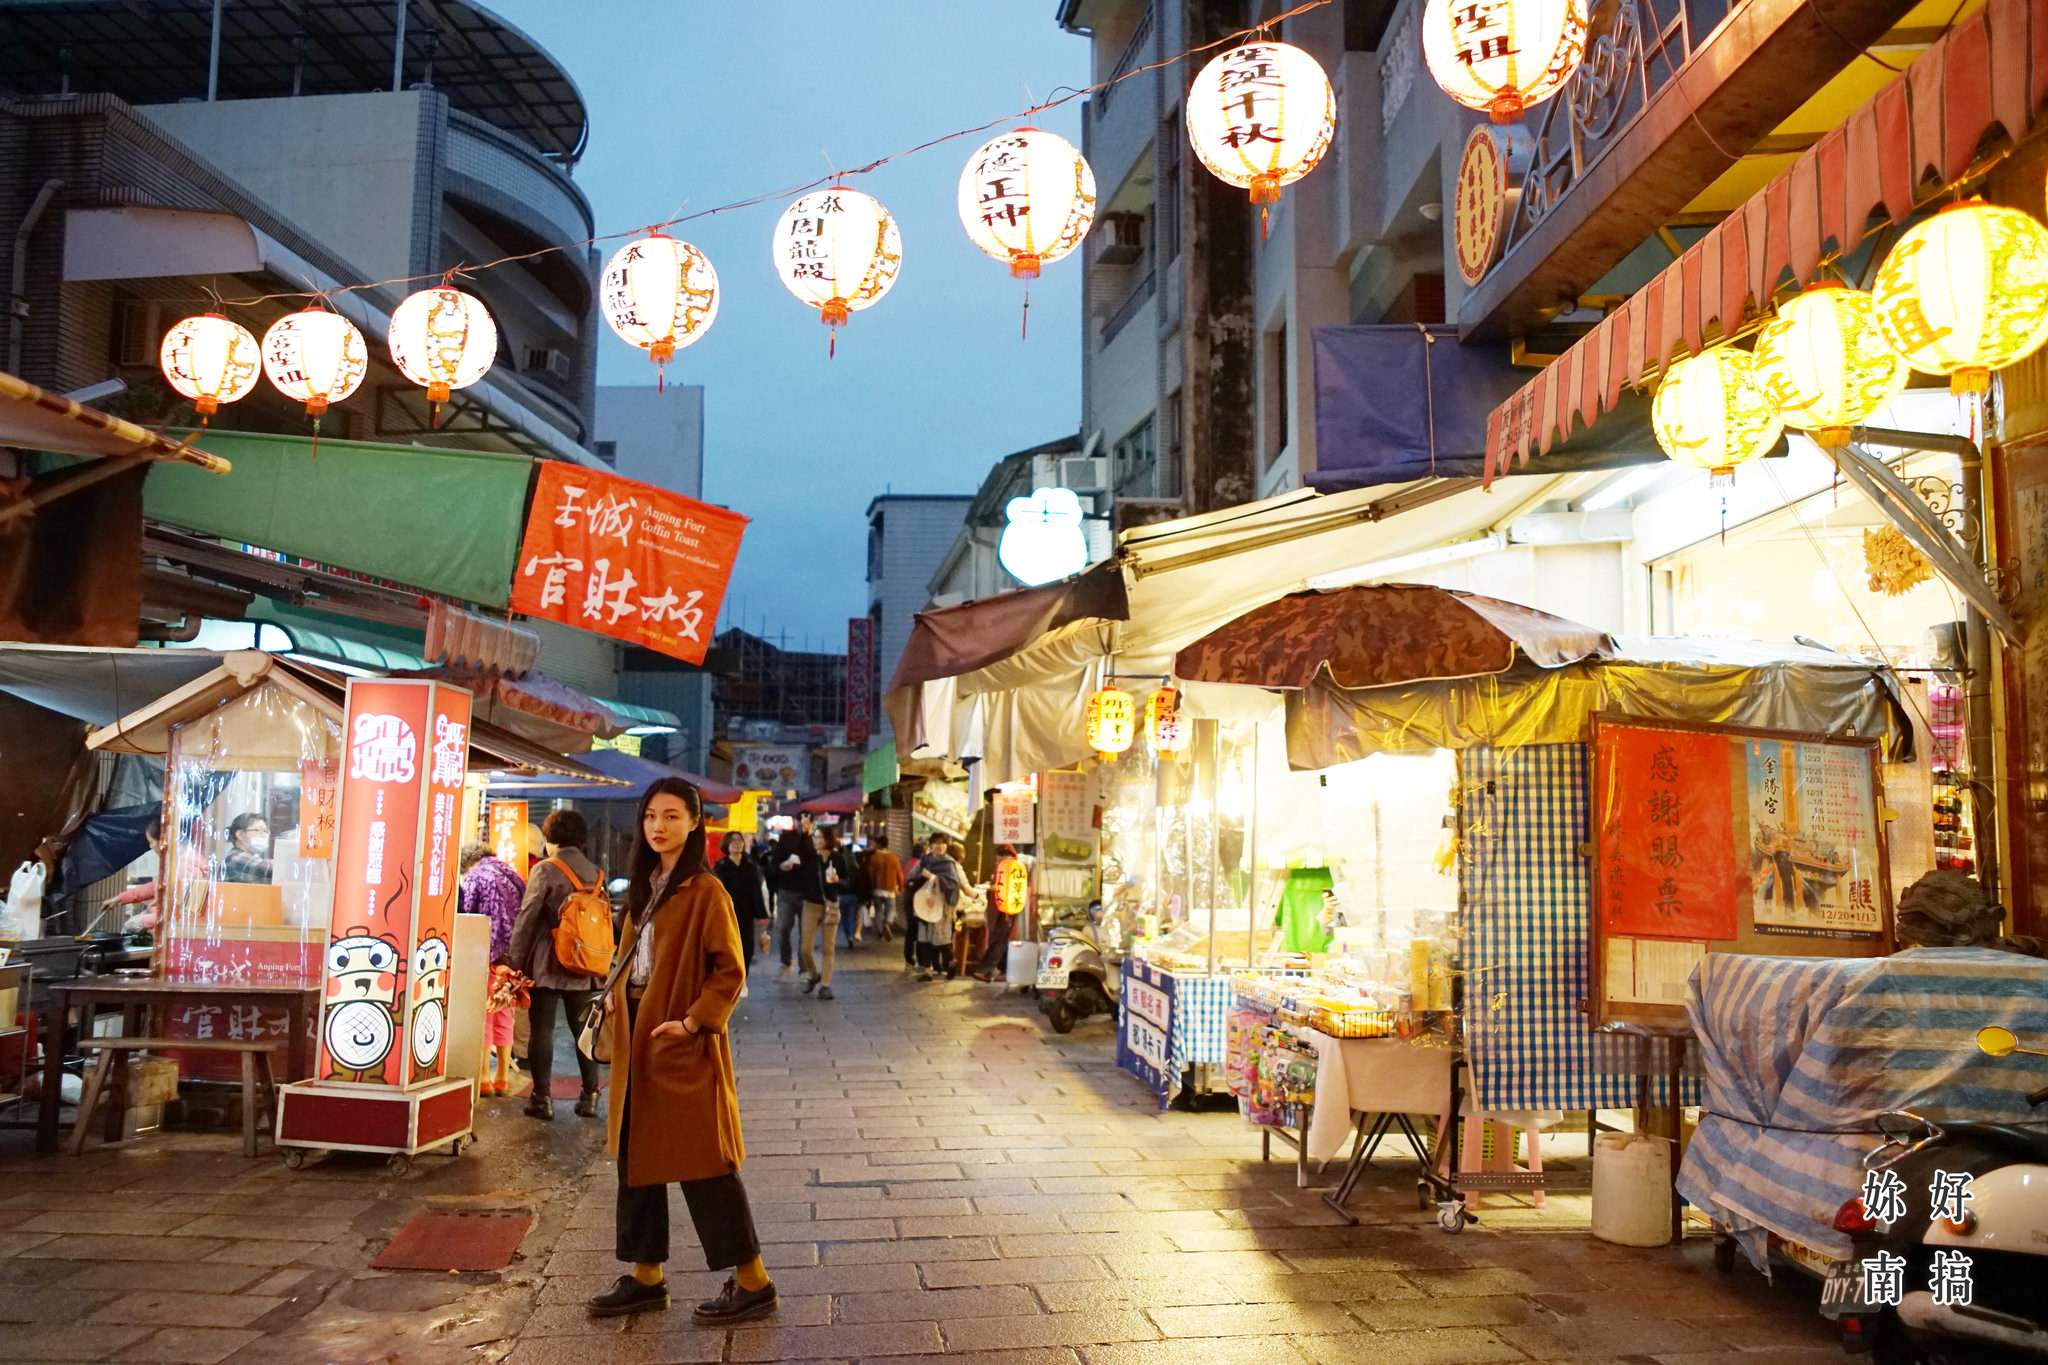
left=735, top=1256, right=770, bottom=1291
left=631, top=1262, right=664, bottom=1287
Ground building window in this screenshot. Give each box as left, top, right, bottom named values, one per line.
left=867, top=517, right=885, bottom=583
left=1114, top=414, right=1178, bottom=500
left=1344, top=0, right=1400, bottom=51
left=594, top=440, right=618, bottom=465
left=110, top=295, right=154, bottom=368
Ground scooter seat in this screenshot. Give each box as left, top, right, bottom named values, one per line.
left=1939, top=1120, right=2048, bottom=1162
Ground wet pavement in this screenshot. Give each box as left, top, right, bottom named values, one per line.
left=1, top=948, right=1843, bottom=1363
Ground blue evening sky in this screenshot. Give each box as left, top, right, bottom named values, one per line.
left=491, top=1, right=1090, bottom=650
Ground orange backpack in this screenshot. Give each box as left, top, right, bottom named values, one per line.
left=548, top=858, right=616, bottom=977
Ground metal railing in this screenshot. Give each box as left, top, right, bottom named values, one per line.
left=1101, top=270, right=1155, bottom=345
left=1496, top=0, right=1742, bottom=267
left=1095, top=3, right=1154, bottom=115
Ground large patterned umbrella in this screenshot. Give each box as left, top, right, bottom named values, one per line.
left=1173, top=583, right=1614, bottom=690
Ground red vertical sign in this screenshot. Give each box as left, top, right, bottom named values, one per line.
left=1595, top=724, right=1742, bottom=941
left=319, top=680, right=472, bottom=1088
left=847, top=616, right=873, bottom=747
left=405, top=687, right=470, bottom=1086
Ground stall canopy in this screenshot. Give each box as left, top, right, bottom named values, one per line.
left=1285, top=635, right=1912, bottom=769
left=0, top=644, right=227, bottom=726
left=797, top=786, right=864, bottom=816
left=484, top=747, right=741, bottom=805
left=1174, top=585, right=1615, bottom=690
left=886, top=473, right=1578, bottom=782
left=142, top=430, right=537, bottom=608
left=82, top=651, right=616, bottom=784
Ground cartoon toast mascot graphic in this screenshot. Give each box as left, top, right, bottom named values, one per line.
left=323, top=928, right=400, bottom=1082
left=408, top=932, right=451, bottom=1072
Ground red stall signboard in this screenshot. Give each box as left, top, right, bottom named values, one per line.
left=1594, top=724, right=1742, bottom=941
left=299, top=759, right=338, bottom=859
left=319, top=679, right=472, bottom=1088
left=510, top=462, right=748, bottom=665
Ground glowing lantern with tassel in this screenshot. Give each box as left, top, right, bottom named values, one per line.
left=772, top=186, right=902, bottom=356
left=1421, top=0, right=1588, bottom=124
left=261, top=307, right=368, bottom=422
left=995, top=857, right=1031, bottom=917
left=1752, top=283, right=1910, bottom=447
left=959, top=129, right=1095, bottom=335
left=1146, top=686, right=1190, bottom=755
left=1872, top=200, right=2048, bottom=394
left=1084, top=686, right=1136, bottom=761
left=159, top=312, right=260, bottom=418
left=600, top=233, right=719, bottom=390
left=1185, top=40, right=1335, bottom=236
left=388, top=285, right=497, bottom=416
left=1651, top=347, right=1784, bottom=478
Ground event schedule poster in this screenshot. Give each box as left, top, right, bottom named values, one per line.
left=1745, top=738, right=1883, bottom=939
left=1595, top=726, right=1742, bottom=940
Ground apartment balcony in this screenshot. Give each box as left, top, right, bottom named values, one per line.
left=1084, top=1, right=1158, bottom=193
left=446, top=110, right=595, bottom=253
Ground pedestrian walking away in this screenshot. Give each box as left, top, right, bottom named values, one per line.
left=801, top=825, right=839, bottom=998
left=867, top=833, right=904, bottom=953
left=711, top=831, right=767, bottom=971
left=828, top=828, right=865, bottom=948
left=504, top=809, right=605, bottom=1120
left=901, top=834, right=930, bottom=973
left=459, top=843, right=526, bottom=1095
left=588, top=777, right=776, bottom=1326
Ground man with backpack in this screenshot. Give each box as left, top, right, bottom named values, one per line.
left=504, top=809, right=611, bottom=1120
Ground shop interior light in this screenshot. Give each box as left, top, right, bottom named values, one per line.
left=1304, top=533, right=1506, bottom=591
left=622, top=723, right=679, bottom=737
left=1579, top=465, right=1667, bottom=511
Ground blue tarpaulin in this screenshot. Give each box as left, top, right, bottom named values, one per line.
left=1310, top=326, right=1525, bottom=488
left=1678, top=947, right=2048, bottom=1272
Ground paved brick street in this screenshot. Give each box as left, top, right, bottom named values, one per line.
left=1, top=950, right=1841, bottom=1363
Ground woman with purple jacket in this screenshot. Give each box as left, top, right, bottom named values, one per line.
left=459, top=844, right=526, bottom=1096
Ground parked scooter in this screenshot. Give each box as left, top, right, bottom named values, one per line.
left=1037, top=903, right=1119, bottom=1034
left=1828, top=1024, right=2048, bottom=1363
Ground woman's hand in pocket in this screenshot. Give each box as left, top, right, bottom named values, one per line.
left=651, top=1019, right=688, bottom=1040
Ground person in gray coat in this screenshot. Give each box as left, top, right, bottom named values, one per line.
left=505, top=808, right=604, bottom=1120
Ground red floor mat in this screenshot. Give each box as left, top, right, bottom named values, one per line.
left=370, top=1210, right=533, bottom=1272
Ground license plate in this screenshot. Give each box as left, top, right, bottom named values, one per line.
left=1818, top=1261, right=1877, bottom=1319
left=1037, top=969, right=1069, bottom=989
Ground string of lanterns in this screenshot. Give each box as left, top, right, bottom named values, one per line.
left=1651, top=199, right=2048, bottom=477
left=152, top=6, right=1373, bottom=419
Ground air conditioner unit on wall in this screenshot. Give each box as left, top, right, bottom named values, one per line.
left=1095, top=212, right=1145, bottom=267
left=1059, top=454, right=1108, bottom=493
left=524, top=347, right=571, bottom=381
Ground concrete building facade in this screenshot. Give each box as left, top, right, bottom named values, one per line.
left=866, top=494, right=974, bottom=732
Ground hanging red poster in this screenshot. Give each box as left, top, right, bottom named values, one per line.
left=509, top=461, right=748, bottom=665
left=404, top=688, right=470, bottom=1086
left=298, top=759, right=338, bottom=859
left=1594, top=724, right=1742, bottom=941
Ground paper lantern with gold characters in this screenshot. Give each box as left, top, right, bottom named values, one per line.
left=958, top=129, right=1096, bottom=280
left=773, top=186, right=902, bottom=354
left=600, top=233, right=719, bottom=389
left=1185, top=41, right=1335, bottom=225
left=1421, top=0, right=1588, bottom=124
left=1084, top=686, right=1136, bottom=759
left=160, top=312, right=260, bottom=417
left=1872, top=200, right=2048, bottom=394
left=261, top=307, right=369, bottom=419
left=388, top=286, right=497, bottom=405
left=1752, top=283, right=1909, bottom=447
left=1145, top=687, right=1190, bottom=755
left=1651, top=346, right=1783, bottom=477
left=995, top=857, right=1031, bottom=917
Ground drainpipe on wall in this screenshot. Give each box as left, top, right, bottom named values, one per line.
left=9, top=178, right=64, bottom=376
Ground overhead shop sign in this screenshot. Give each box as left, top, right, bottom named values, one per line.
left=511, top=462, right=748, bottom=665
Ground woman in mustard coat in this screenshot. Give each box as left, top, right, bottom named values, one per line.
left=587, top=777, right=776, bottom=1325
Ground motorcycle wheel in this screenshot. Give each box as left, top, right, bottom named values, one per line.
left=1047, top=1000, right=1077, bottom=1034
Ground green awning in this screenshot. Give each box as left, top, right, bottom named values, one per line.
left=602, top=698, right=682, bottom=733
left=145, top=430, right=537, bottom=607
left=862, top=741, right=900, bottom=795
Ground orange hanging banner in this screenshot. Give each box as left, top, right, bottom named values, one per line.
left=509, top=462, right=749, bottom=665
left=298, top=759, right=338, bottom=860
left=488, top=800, right=528, bottom=873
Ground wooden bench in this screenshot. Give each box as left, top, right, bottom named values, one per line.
left=71, top=1038, right=279, bottom=1158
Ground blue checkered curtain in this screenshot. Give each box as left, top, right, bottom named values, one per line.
left=1171, top=973, right=1238, bottom=1071
left=1460, top=743, right=1643, bottom=1111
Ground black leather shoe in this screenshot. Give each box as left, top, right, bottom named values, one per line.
left=692, top=1276, right=777, bottom=1324
left=801, top=975, right=818, bottom=994
left=588, top=1273, right=669, bottom=1317
left=524, top=1095, right=554, bottom=1121
left=574, top=1090, right=598, bottom=1118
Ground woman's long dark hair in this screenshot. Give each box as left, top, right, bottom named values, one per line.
left=626, top=776, right=706, bottom=922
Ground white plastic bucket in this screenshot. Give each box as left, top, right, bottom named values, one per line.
left=1592, top=1131, right=1675, bottom=1247
left=1007, top=941, right=1040, bottom=986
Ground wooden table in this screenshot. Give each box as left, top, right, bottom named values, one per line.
left=37, top=979, right=318, bottom=1155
